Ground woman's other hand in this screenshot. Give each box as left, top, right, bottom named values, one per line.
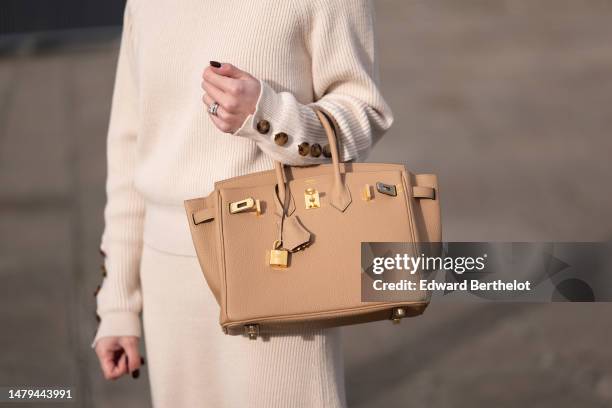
left=95, top=336, right=143, bottom=380
left=201, top=62, right=261, bottom=134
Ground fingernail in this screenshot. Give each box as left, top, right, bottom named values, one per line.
left=210, top=61, right=222, bottom=68
left=132, top=369, right=140, bottom=379
left=141, top=357, right=146, bottom=365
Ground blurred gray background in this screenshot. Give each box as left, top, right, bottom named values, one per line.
left=1, top=0, right=611, bottom=407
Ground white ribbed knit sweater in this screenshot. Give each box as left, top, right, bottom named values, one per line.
left=93, top=0, right=393, bottom=347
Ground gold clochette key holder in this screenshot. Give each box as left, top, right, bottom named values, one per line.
left=276, top=216, right=312, bottom=253
left=268, top=216, right=312, bottom=268
left=267, top=173, right=312, bottom=269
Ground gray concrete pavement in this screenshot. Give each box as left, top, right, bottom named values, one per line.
left=1, top=1, right=611, bottom=407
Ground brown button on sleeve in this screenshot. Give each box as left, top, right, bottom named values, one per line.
left=322, top=144, right=332, bottom=158
left=310, top=143, right=322, bottom=157
left=256, top=119, right=271, bottom=134
left=274, top=132, right=288, bottom=146
left=298, top=142, right=310, bottom=156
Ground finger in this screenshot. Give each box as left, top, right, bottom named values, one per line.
left=203, top=93, right=239, bottom=121
left=203, top=92, right=221, bottom=115
left=202, top=91, right=215, bottom=108
left=111, top=354, right=128, bottom=379
left=201, top=81, right=231, bottom=109
left=202, top=85, right=242, bottom=114
left=210, top=62, right=249, bottom=80
left=203, top=67, right=239, bottom=94
left=99, top=354, right=117, bottom=380
left=122, top=341, right=141, bottom=373
left=100, top=350, right=126, bottom=380
left=117, top=337, right=139, bottom=370
left=95, top=342, right=120, bottom=380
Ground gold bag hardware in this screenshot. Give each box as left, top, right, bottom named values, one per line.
left=376, top=182, right=397, bottom=197
left=229, top=197, right=261, bottom=215
left=244, top=324, right=259, bottom=340
left=391, top=307, right=407, bottom=324
left=268, top=240, right=288, bottom=268
left=304, top=188, right=320, bottom=209
left=362, top=184, right=373, bottom=201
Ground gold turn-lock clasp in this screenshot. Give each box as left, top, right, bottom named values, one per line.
left=269, top=240, right=288, bottom=268
left=376, top=182, right=397, bottom=197
left=304, top=188, right=320, bottom=209
left=362, top=184, right=373, bottom=201
left=229, top=197, right=261, bottom=215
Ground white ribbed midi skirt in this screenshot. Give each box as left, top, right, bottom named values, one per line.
left=139, top=242, right=347, bottom=408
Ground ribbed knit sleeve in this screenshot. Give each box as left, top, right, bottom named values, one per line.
left=233, top=0, right=393, bottom=166
left=92, top=0, right=144, bottom=348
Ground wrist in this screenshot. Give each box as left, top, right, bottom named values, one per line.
left=91, top=311, right=141, bottom=349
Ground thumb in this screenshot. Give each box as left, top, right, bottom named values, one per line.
left=211, top=62, right=249, bottom=79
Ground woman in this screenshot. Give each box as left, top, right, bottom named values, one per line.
left=92, top=0, right=393, bottom=406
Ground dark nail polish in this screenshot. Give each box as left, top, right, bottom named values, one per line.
left=112, top=350, right=123, bottom=365
left=132, top=369, right=140, bottom=379
left=141, top=357, right=146, bottom=365
left=210, top=60, right=222, bottom=68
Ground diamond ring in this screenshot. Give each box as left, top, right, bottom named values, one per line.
left=208, top=101, right=220, bottom=116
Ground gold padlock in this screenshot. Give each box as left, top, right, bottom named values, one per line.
left=269, top=240, right=288, bottom=268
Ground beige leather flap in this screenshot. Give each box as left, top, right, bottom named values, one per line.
left=412, top=186, right=436, bottom=200
left=192, top=207, right=216, bottom=225
left=193, top=186, right=434, bottom=225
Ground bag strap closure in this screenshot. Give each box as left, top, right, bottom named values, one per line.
left=412, top=186, right=436, bottom=200
left=192, top=207, right=215, bottom=225
left=191, top=184, right=435, bottom=225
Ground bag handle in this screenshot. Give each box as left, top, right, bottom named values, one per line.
left=273, top=107, right=352, bottom=214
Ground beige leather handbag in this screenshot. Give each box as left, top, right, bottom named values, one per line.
left=184, top=108, right=441, bottom=339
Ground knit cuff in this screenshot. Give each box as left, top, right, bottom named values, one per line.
left=233, top=79, right=330, bottom=166
left=233, top=79, right=281, bottom=139
left=91, top=311, right=142, bottom=349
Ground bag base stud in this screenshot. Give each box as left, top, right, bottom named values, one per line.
left=391, top=307, right=407, bottom=324
left=245, top=324, right=260, bottom=340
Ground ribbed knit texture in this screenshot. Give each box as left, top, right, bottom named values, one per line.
left=93, top=0, right=393, bottom=365
left=139, top=245, right=347, bottom=407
